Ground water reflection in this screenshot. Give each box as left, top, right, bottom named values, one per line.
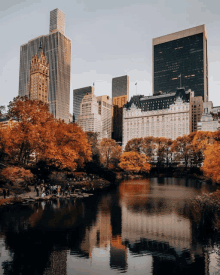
left=0, top=178, right=219, bottom=274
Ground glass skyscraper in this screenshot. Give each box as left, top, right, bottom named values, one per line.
left=153, top=25, right=208, bottom=102
left=73, top=86, right=94, bottom=122
left=18, top=9, right=71, bottom=123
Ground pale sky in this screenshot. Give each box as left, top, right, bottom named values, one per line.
left=1, top=0, right=220, bottom=114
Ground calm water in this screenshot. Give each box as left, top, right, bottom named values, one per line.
left=0, top=177, right=220, bottom=275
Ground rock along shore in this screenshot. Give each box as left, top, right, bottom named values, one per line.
left=0, top=178, right=114, bottom=207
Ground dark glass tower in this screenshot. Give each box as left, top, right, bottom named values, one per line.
left=153, top=25, right=208, bottom=102
left=73, top=86, right=94, bottom=122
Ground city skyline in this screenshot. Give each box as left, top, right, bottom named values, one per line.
left=1, top=0, right=220, bottom=113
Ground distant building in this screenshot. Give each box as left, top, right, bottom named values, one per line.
left=68, top=113, right=73, bottom=123
left=190, top=96, right=203, bottom=132
left=112, top=75, right=129, bottom=143
left=122, top=88, right=202, bottom=148
left=73, top=86, right=94, bottom=122
left=29, top=49, right=49, bottom=103
left=198, top=101, right=220, bottom=131
left=19, top=8, right=71, bottom=123
left=0, top=118, right=16, bottom=129
left=96, top=95, right=112, bottom=139
left=77, top=91, right=102, bottom=137
left=153, top=25, right=208, bottom=102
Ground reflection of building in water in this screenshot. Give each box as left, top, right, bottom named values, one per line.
left=76, top=196, right=128, bottom=272
left=122, top=206, right=191, bottom=252
left=43, top=250, right=67, bottom=275
left=80, top=209, right=112, bottom=257
left=110, top=235, right=127, bottom=271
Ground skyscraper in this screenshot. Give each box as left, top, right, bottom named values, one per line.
left=112, top=75, right=129, bottom=143
left=153, top=25, right=208, bottom=102
left=77, top=91, right=102, bottom=137
left=73, top=86, right=94, bottom=122
left=29, top=49, right=49, bottom=103
left=19, top=8, right=71, bottom=123
left=96, top=95, right=112, bottom=139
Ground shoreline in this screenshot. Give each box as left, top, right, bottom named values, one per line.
left=0, top=170, right=215, bottom=207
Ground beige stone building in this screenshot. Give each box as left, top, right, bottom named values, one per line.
left=29, top=50, right=49, bottom=103
left=77, top=92, right=102, bottom=137
left=77, top=92, right=113, bottom=140
left=198, top=101, right=220, bottom=131
left=96, top=95, right=112, bottom=139
left=122, top=89, right=202, bottom=149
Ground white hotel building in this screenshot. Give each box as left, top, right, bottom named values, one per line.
left=122, top=88, right=203, bottom=149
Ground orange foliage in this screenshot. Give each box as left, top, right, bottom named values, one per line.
left=99, top=138, right=121, bottom=169
left=171, top=134, right=195, bottom=167
left=125, top=138, right=143, bottom=153
left=202, top=143, right=220, bottom=183
left=2, top=96, right=92, bottom=171
left=119, top=151, right=151, bottom=173
left=1, top=166, right=33, bottom=184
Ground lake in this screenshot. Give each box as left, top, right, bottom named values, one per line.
left=0, top=177, right=219, bottom=275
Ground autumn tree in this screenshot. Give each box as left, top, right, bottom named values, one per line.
left=43, top=121, right=92, bottom=171
left=171, top=134, right=195, bottom=168
left=119, top=151, right=151, bottom=173
left=86, top=132, right=100, bottom=163
left=99, top=138, right=121, bottom=169
left=2, top=96, right=92, bottom=171
left=154, top=137, right=173, bottom=167
left=125, top=138, right=143, bottom=153
left=141, top=136, right=157, bottom=163
left=0, top=127, right=9, bottom=161
left=5, top=96, right=54, bottom=164
left=1, top=166, right=34, bottom=185
left=202, top=143, right=220, bottom=183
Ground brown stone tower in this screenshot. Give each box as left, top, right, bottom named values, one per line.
left=29, top=48, right=49, bottom=103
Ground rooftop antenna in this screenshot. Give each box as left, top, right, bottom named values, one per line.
left=135, top=82, right=137, bottom=95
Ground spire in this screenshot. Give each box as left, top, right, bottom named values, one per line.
left=37, top=41, right=43, bottom=58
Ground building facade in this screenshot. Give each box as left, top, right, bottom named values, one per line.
left=122, top=88, right=201, bottom=148
left=29, top=50, right=49, bottom=103
left=198, top=101, right=220, bottom=131
left=96, top=95, right=112, bottom=139
left=77, top=92, right=102, bottom=137
left=112, top=75, right=129, bottom=142
left=153, top=25, right=208, bottom=102
left=73, top=86, right=94, bottom=122
left=19, top=8, right=71, bottom=123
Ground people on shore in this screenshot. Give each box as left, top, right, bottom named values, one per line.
left=36, top=186, right=39, bottom=197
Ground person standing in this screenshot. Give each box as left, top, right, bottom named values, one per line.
left=6, top=189, right=10, bottom=198
left=3, top=189, right=6, bottom=199
left=68, top=185, right=71, bottom=196
left=36, top=186, right=39, bottom=197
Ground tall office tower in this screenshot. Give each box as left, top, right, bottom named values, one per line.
left=153, top=25, right=208, bottom=102
left=96, top=95, right=112, bottom=139
left=73, top=86, right=94, bottom=122
left=112, top=75, right=129, bottom=143
left=18, top=8, right=71, bottom=123
left=77, top=91, right=102, bottom=137
left=29, top=49, right=49, bottom=103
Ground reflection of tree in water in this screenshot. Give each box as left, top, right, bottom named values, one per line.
left=0, top=196, right=101, bottom=275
